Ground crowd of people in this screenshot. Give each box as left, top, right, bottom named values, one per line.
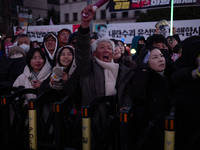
left=0, top=4, right=200, bottom=150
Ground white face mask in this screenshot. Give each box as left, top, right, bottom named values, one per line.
left=20, top=44, right=30, bottom=53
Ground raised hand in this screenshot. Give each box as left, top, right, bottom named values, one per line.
left=81, top=4, right=95, bottom=28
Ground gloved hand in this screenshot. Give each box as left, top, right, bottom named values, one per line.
left=135, top=50, right=149, bottom=70
left=0, top=55, right=12, bottom=73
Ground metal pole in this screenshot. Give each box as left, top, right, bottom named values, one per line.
left=164, top=116, right=175, bottom=150
left=82, top=106, right=91, bottom=150
left=28, top=99, right=38, bottom=150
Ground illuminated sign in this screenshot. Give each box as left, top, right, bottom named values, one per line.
left=108, top=0, right=200, bottom=12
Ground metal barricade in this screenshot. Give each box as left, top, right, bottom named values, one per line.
left=1, top=88, right=37, bottom=150
left=119, top=107, right=131, bottom=150
left=164, top=107, right=176, bottom=150
left=81, top=96, right=131, bottom=150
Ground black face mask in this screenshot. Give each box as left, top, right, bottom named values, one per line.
left=138, top=44, right=145, bottom=54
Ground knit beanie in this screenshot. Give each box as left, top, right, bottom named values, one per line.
left=145, top=34, right=168, bottom=49
left=9, top=46, right=25, bottom=56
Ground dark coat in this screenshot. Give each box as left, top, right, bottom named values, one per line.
left=37, top=67, right=81, bottom=109
left=75, top=28, right=134, bottom=108
left=129, top=69, right=172, bottom=150
left=174, top=79, right=200, bottom=150
left=75, top=27, right=134, bottom=149
left=0, top=56, right=26, bottom=84
left=171, top=36, right=200, bottom=150
left=119, top=54, right=137, bottom=70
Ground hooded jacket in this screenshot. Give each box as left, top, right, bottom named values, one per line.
left=131, top=35, right=145, bottom=60
left=13, top=59, right=52, bottom=104
left=42, top=33, right=59, bottom=67
left=37, top=45, right=81, bottom=108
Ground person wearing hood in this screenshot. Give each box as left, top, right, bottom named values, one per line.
left=38, top=45, right=80, bottom=98
left=17, top=34, right=31, bottom=53
left=57, top=28, right=72, bottom=47
left=131, top=35, right=145, bottom=60
left=38, top=45, right=81, bottom=125
left=13, top=48, right=52, bottom=104
left=37, top=45, right=81, bottom=146
left=0, top=46, right=26, bottom=87
left=42, top=32, right=59, bottom=67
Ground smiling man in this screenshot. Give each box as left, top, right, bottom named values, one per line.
left=75, top=5, right=134, bottom=148
left=43, top=33, right=58, bottom=67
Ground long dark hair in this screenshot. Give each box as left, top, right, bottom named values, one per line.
left=26, top=48, right=46, bottom=72
left=56, top=46, right=74, bottom=73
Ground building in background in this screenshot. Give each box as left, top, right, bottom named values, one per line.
left=23, top=0, right=60, bottom=25
left=59, top=0, right=145, bottom=25
left=0, top=0, right=144, bottom=34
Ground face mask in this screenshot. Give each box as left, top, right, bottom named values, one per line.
left=20, top=44, right=30, bottom=53
left=137, top=44, right=145, bottom=53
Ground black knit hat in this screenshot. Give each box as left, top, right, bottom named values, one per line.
left=145, top=34, right=168, bottom=49
left=9, top=46, right=25, bottom=56
left=181, top=36, right=200, bottom=68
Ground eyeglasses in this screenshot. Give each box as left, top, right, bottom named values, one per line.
left=46, top=38, right=56, bottom=42
left=10, top=51, right=24, bottom=58
left=61, top=33, right=70, bottom=36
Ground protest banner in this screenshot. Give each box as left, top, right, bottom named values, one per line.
left=14, top=19, right=200, bottom=43
left=94, top=19, right=200, bottom=43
